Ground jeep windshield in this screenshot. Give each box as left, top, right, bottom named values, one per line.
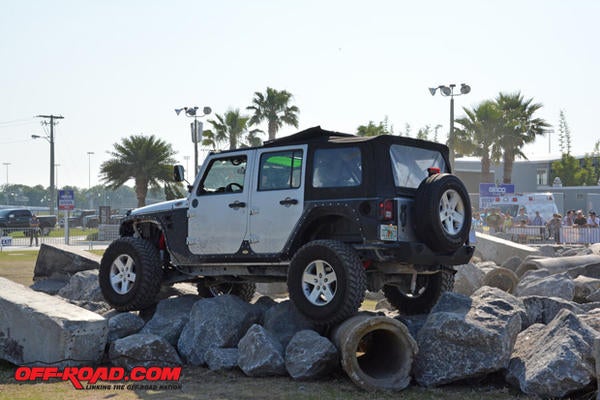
left=390, top=144, right=447, bottom=189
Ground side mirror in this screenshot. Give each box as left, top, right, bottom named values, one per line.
left=174, top=165, right=185, bottom=182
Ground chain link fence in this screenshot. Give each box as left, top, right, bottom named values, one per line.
left=0, top=225, right=121, bottom=250
left=480, top=225, right=600, bottom=245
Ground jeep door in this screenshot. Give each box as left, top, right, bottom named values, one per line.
left=187, top=151, right=253, bottom=254
left=248, top=146, right=306, bottom=253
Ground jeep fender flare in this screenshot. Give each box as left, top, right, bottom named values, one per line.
left=285, top=204, right=366, bottom=255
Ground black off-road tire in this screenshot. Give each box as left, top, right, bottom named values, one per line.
left=382, top=270, right=454, bottom=315
left=99, top=237, right=163, bottom=311
left=287, top=240, right=366, bottom=325
left=414, top=173, right=471, bottom=252
left=197, top=280, right=256, bottom=303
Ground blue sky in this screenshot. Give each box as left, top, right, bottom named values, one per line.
left=1, top=0, right=599, bottom=188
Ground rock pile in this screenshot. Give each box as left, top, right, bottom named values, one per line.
left=2, top=241, right=599, bottom=398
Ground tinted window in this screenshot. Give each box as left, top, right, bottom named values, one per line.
left=312, top=147, right=362, bottom=188
left=258, top=150, right=303, bottom=191
left=390, top=145, right=447, bottom=188
left=197, top=156, right=247, bottom=195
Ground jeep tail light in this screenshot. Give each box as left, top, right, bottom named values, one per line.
left=379, top=199, right=394, bottom=221
left=427, top=167, right=441, bottom=176
left=159, top=233, right=166, bottom=250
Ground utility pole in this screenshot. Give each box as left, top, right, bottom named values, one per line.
left=36, top=114, right=64, bottom=215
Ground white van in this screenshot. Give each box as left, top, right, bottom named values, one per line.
left=489, top=192, right=558, bottom=223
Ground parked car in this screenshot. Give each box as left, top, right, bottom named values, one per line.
left=99, top=126, right=473, bottom=325
left=59, top=209, right=97, bottom=228
left=0, top=208, right=57, bottom=235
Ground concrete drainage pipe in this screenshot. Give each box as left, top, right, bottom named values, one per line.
left=331, top=314, right=418, bottom=391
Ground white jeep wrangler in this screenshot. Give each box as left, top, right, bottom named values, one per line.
left=99, top=126, right=474, bottom=325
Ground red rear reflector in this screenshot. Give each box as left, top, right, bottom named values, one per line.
left=379, top=199, right=394, bottom=221
left=427, top=167, right=441, bottom=176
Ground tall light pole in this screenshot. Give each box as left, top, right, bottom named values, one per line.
left=33, top=114, right=63, bottom=215
left=2, top=163, right=10, bottom=186
left=429, top=83, right=470, bottom=169
left=183, top=156, right=191, bottom=180
left=87, top=152, right=94, bottom=189
left=54, top=164, right=61, bottom=189
left=175, top=106, right=211, bottom=175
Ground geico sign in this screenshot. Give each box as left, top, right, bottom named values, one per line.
left=487, top=187, right=506, bottom=194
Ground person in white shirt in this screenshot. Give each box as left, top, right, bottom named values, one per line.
left=587, top=211, right=599, bottom=227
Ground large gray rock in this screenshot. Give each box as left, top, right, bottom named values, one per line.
left=573, top=275, right=600, bottom=303
left=588, top=289, right=600, bottom=303
left=33, top=243, right=100, bottom=281
left=515, top=270, right=575, bottom=301
left=568, top=262, right=600, bottom=280
left=474, top=232, right=538, bottom=266
left=520, top=295, right=584, bottom=327
left=141, top=295, right=200, bottom=346
left=109, top=333, right=181, bottom=370
left=204, top=348, right=239, bottom=371
left=108, top=312, right=145, bottom=342
left=177, top=295, right=260, bottom=365
left=578, top=308, right=600, bottom=333
left=57, top=270, right=104, bottom=302
left=0, top=277, right=107, bottom=366
left=285, top=330, right=339, bottom=380
left=453, top=262, right=485, bottom=296
left=262, top=300, right=318, bottom=347
left=412, top=287, right=524, bottom=387
left=238, top=324, right=286, bottom=377
left=506, top=310, right=599, bottom=398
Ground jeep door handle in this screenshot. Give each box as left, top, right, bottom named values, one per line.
left=279, top=198, right=298, bottom=206
left=228, top=201, right=246, bottom=209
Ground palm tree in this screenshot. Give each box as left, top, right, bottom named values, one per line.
left=203, top=109, right=263, bottom=150
left=495, top=92, right=551, bottom=183
left=100, top=134, right=177, bottom=207
left=247, top=87, right=300, bottom=141
left=454, top=100, right=503, bottom=183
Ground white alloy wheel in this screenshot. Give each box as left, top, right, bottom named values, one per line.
left=439, top=188, right=465, bottom=235
left=302, top=259, right=338, bottom=306
left=110, top=254, right=137, bottom=295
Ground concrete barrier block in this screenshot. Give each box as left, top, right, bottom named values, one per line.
left=475, top=232, right=539, bottom=265
left=0, top=277, right=107, bottom=366
left=33, top=243, right=100, bottom=281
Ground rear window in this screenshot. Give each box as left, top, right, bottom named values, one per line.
left=313, top=147, right=362, bottom=188
left=390, top=145, right=447, bottom=189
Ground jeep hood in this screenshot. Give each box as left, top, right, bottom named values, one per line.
left=129, top=198, right=188, bottom=216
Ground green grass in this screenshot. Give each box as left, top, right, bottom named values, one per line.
left=4, top=228, right=98, bottom=239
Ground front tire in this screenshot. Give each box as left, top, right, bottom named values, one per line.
left=99, top=237, right=163, bottom=311
left=288, top=240, right=366, bottom=325
left=383, top=270, right=454, bottom=315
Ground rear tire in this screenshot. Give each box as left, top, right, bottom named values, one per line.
left=99, top=237, right=163, bottom=311
left=288, top=240, right=366, bottom=325
left=383, top=270, right=454, bottom=315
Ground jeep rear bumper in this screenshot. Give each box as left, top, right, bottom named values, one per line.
left=353, top=242, right=474, bottom=265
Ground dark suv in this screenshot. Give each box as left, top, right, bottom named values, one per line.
left=99, top=126, right=473, bottom=325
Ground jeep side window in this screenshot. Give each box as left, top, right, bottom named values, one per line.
left=390, top=145, right=447, bottom=188
left=258, top=150, right=303, bottom=191
left=313, top=147, right=361, bottom=188
left=197, top=156, right=247, bottom=195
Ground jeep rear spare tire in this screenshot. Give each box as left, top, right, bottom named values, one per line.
left=99, top=237, right=162, bottom=311
left=414, top=173, right=471, bottom=252
left=288, top=240, right=366, bottom=325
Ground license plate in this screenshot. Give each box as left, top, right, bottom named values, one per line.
left=380, top=224, right=398, bottom=241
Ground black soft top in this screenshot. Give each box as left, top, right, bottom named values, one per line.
left=264, top=126, right=449, bottom=159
